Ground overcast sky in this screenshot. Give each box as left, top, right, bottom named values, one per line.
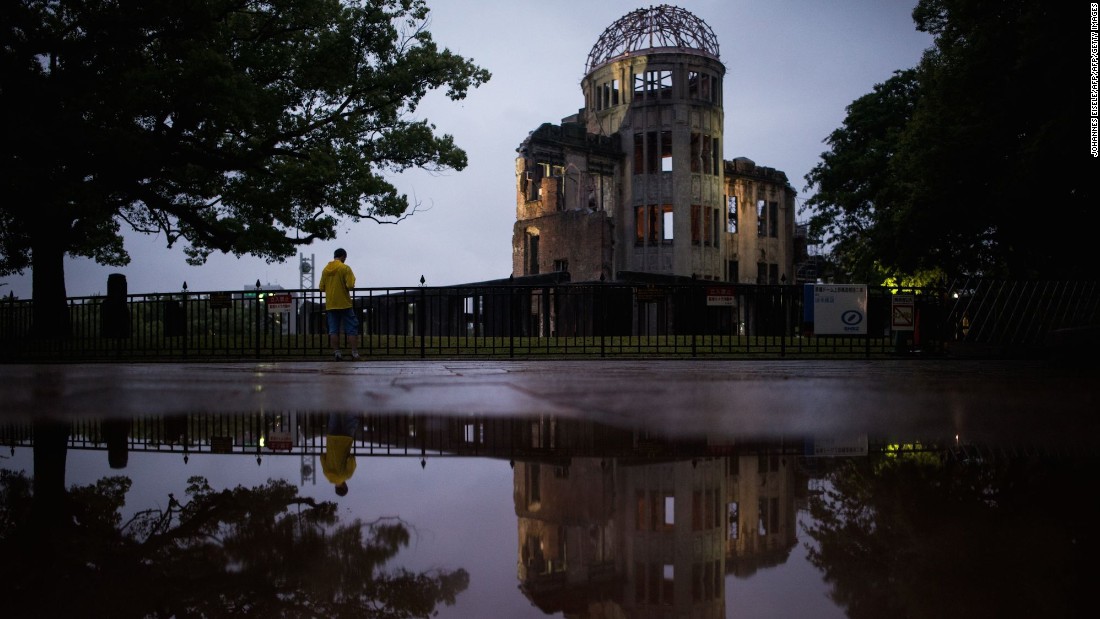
left=1, top=0, right=933, bottom=298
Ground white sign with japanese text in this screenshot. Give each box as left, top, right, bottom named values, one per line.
left=814, top=284, right=867, bottom=335
left=891, top=294, right=916, bottom=331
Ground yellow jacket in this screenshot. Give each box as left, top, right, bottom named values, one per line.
left=319, top=260, right=356, bottom=310
left=321, top=435, right=357, bottom=484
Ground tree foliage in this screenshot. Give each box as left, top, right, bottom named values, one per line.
left=803, top=0, right=1094, bottom=281
left=0, top=472, right=470, bottom=617
left=0, top=0, right=489, bottom=328
left=804, top=452, right=1093, bottom=618
left=802, top=70, right=922, bottom=282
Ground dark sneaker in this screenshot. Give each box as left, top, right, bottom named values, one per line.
left=334, top=351, right=343, bottom=361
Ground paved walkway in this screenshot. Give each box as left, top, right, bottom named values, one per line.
left=3, top=359, right=1097, bottom=446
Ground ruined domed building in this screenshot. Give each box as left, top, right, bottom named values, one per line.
left=512, top=5, right=796, bottom=285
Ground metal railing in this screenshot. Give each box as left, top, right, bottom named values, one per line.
left=0, top=412, right=922, bottom=461
left=945, top=279, right=1100, bottom=346
left=5, top=413, right=1086, bottom=463
left=2, top=280, right=1095, bottom=361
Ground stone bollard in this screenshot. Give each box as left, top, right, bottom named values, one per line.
left=101, top=273, right=131, bottom=338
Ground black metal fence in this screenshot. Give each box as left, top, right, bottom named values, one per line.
left=5, top=413, right=1078, bottom=465
left=945, top=279, right=1100, bottom=346
left=2, top=280, right=1096, bottom=361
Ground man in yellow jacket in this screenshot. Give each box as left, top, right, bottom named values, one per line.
left=321, top=412, right=358, bottom=496
left=319, top=248, right=360, bottom=360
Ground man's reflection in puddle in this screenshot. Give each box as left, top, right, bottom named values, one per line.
left=321, top=412, right=359, bottom=497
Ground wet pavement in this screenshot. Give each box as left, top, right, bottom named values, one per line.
left=2, top=359, right=1097, bottom=618
left=4, top=359, right=1099, bottom=445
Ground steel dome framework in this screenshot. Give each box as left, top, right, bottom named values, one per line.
left=585, top=4, right=720, bottom=73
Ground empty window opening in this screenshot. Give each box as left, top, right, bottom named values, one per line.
left=634, top=70, right=673, bottom=101
left=691, top=133, right=701, bottom=173
left=691, top=205, right=701, bottom=245
left=660, top=131, right=672, bottom=172
left=711, top=137, right=720, bottom=175
left=526, top=232, right=540, bottom=275
left=463, top=423, right=483, bottom=444
left=524, top=161, right=543, bottom=202
left=635, top=205, right=658, bottom=245
left=728, top=501, right=740, bottom=539
left=527, top=464, right=541, bottom=506
left=662, top=564, right=675, bottom=604
left=655, top=70, right=672, bottom=98
left=704, top=206, right=713, bottom=246
left=712, top=207, right=720, bottom=246
left=727, top=195, right=738, bottom=233
left=646, top=131, right=659, bottom=173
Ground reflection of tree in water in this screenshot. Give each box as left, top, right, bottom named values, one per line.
left=804, top=450, right=1093, bottom=618
left=1, top=432, right=468, bottom=618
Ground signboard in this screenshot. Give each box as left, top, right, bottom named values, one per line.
left=209, top=292, right=232, bottom=310
left=266, top=292, right=293, bottom=313
left=210, top=436, right=234, bottom=453
left=266, top=431, right=293, bottom=451
left=706, top=286, right=736, bottom=306
left=634, top=286, right=666, bottom=302
left=891, top=294, right=916, bottom=332
left=808, top=434, right=869, bottom=457
left=813, top=284, right=867, bottom=335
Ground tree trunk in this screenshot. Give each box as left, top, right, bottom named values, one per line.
left=31, top=231, right=71, bottom=339
left=30, top=419, right=71, bottom=532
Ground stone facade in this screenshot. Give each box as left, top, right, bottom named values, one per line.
left=723, top=157, right=797, bottom=284
left=511, top=7, right=796, bottom=285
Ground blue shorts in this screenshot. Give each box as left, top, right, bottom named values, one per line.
left=327, top=412, right=360, bottom=437
left=326, top=308, right=359, bottom=336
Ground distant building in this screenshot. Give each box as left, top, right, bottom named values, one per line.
left=512, top=5, right=796, bottom=285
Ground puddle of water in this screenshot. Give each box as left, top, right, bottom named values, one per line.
left=1, top=413, right=1093, bottom=618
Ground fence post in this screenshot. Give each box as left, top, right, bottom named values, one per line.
left=509, top=286, right=515, bottom=359
left=419, top=285, right=426, bottom=359
left=255, top=280, right=262, bottom=359
left=691, top=285, right=698, bottom=358
left=780, top=286, right=786, bottom=358
left=600, top=284, right=606, bottom=359
left=181, top=282, right=188, bottom=358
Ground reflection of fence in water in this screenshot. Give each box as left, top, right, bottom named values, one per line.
left=2, top=414, right=831, bottom=461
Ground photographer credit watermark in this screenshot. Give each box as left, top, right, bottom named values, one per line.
left=1092, top=4, right=1098, bottom=155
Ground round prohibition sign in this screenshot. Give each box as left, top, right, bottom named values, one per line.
left=841, top=310, right=864, bottom=326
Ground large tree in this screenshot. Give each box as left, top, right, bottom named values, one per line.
left=801, top=69, right=922, bottom=282
left=803, top=0, right=1094, bottom=282
left=0, top=0, right=489, bottom=332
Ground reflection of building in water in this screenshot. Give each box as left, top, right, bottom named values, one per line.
left=722, top=450, right=800, bottom=576
left=513, top=419, right=805, bottom=617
